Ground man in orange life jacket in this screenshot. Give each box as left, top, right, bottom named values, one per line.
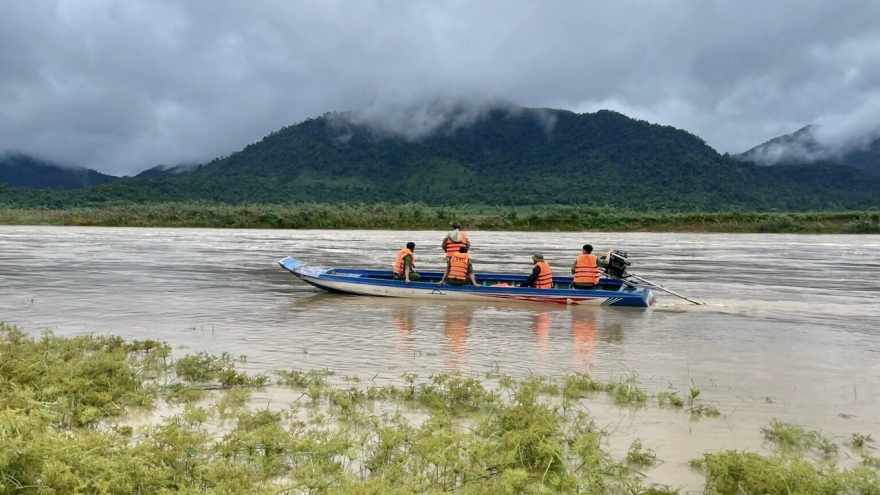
left=441, top=221, right=470, bottom=258
left=570, top=244, right=609, bottom=290
left=437, top=246, right=478, bottom=286
left=393, top=242, right=420, bottom=284
left=519, top=253, right=553, bottom=289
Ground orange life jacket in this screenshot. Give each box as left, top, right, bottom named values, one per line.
left=393, top=247, right=415, bottom=275
left=448, top=252, right=470, bottom=280
left=534, top=261, right=553, bottom=289
left=444, top=231, right=469, bottom=257
left=573, top=253, right=600, bottom=285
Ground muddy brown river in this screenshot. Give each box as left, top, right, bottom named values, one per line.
left=1, top=226, right=878, bottom=491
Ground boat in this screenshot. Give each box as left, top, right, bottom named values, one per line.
left=278, top=257, right=656, bottom=308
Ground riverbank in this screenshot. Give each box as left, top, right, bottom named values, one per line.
left=3, top=322, right=878, bottom=494
left=1, top=202, right=879, bottom=233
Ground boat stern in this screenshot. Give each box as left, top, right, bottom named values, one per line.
left=645, top=288, right=657, bottom=307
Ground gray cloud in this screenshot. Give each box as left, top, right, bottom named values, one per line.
left=1, top=0, right=879, bottom=175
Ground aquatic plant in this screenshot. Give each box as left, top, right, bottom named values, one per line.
left=761, top=418, right=823, bottom=452
left=850, top=432, right=876, bottom=449
left=694, top=450, right=880, bottom=495
left=0, top=323, right=170, bottom=427
left=688, top=404, right=721, bottom=419
left=2, top=322, right=877, bottom=494
left=626, top=439, right=658, bottom=467
left=656, top=391, right=684, bottom=408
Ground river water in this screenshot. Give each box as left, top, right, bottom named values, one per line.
left=1, top=226, right=878, bottom=491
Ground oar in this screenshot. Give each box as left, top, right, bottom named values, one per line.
left=627, top=273, right=705, bottom=305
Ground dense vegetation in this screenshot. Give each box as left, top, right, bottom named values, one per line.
left=0, top=152, right=119, bottom=189
left=3, top=107, right=879, bottom=211
left=3, top=323, right=878, bottom=494
left=2, top=202, right=879, bottom=233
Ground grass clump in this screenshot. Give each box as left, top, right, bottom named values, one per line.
left=761, top=418, right=823, bottom=452
left=850, top=432, right=876, bottom=449
left=176, top=351, right=268, bottom=389
left=688, top=404, right=721, bottom=419
left=657, top=391, right=685, bottom=408
left=694, top=450, right=880, bottom=495
left=626, top=439, right=658, bottom=467
left=562, top=372, right=608, bottom=399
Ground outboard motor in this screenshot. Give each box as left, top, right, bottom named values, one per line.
left=605, top=250, right=631, bottom=278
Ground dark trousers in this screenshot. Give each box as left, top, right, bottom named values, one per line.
left=571, top=282, right=597, bottom=290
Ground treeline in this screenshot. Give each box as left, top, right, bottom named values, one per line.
left=2, top=202, right=878, bottom=233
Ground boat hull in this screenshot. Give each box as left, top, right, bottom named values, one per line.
left=280, top=257, right=655, bottom=308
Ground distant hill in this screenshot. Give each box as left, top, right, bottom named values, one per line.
left=0, top=153, right=120, bottom=189
left=3, top=105, right=880, bottom=211
left=134, top=163, right=199, bottom=179
left=736, top=125, right=880, bottom=176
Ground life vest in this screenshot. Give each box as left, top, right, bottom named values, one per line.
left=573, top=254, right=600, bottom=285
left=393, top=247, right=415, bottom=275
left=444, top=231, right=469, bottom=257
left=448, top=252, right=470, bottom=280
left=534, top=261, right=553, bottom=289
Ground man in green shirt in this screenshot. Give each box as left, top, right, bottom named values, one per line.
left=393, top=242, right=421, bottom=283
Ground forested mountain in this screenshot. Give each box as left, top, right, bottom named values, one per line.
left=736, top=125, right=880, bottom=176
left=0, top=153, right=119, bottom=189
left=3, top=106, right=880, bottom=211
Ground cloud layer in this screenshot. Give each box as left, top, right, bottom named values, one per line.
left=2, top=0, right=879, bottom=175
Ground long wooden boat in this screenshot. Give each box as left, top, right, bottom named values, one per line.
left=279, top=257, right=656, bottom=308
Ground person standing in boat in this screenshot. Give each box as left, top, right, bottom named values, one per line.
left=393, top=242, right=420, bottom=284
left=437, top=246, right=478, bottom=286
left=570, top=244, right=609, bottom=290
left=519, top=253, right=553, bottom=289
left=442, top=221, right=470, bottom=258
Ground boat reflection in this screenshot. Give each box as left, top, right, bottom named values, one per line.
left=533, top=310, right=552, bottom=358
left=289, top=293, right=642, bottom=373
left=392, top=305, right=415, bottom=356
left=571, top=310, right=597, bottom=372
left=443, top=305, right=474, bottom=371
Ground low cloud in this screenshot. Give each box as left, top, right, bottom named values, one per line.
left=329, top=98, right=503, bottom=141
left=1, top=1, right=879, bottom=175
left=326, top=99, right=558, bottom=143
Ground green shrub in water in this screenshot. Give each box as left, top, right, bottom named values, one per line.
left=695, top=450, right=880, bottom=495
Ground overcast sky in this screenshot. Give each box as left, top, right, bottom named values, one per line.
left=2, top=0, right=879, bottom=175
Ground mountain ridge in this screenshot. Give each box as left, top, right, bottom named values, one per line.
left=736, top=125, right=880, bottom=176
left=0, top=152, right=120, bottom=190
left=2, top=105, right=879, bottom=211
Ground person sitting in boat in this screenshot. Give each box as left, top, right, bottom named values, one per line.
left=442, top=221, right=470, bottom=258
left=570, top=244, right=610, bottom=290
left=393, top=242, right=420, bottom=284
left=519, top=253, right=553, bottom=289
left=437, top=246, right=478, bottom=286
